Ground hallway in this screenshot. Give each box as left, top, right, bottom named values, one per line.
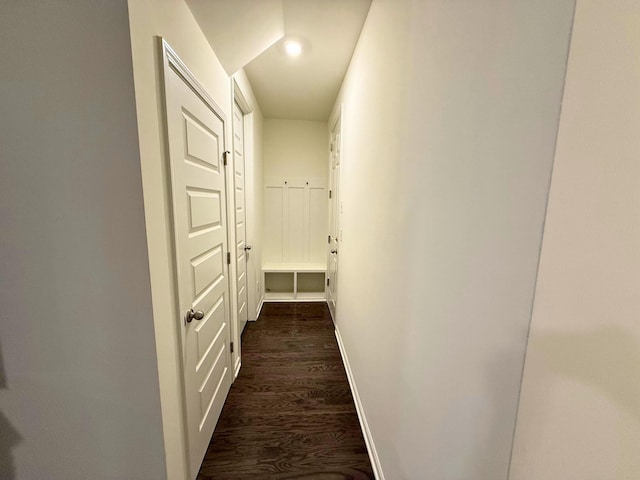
left=197, top=303, right=373, bottom=479
left=4, top=1, right=640, bottom=479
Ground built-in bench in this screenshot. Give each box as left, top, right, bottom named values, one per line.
left=263, top=262, right=327, bottom=301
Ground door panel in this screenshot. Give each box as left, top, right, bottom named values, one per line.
left=191, top=246, right=223, bottom=297
left=187, top=192, right=221, bottom=230
left=327, top=124, right=341, bottom=320
left=163, top=49, right=232, bottom=479
left=233, top=101, right=248, bottom=337
left=194, top=298, right=225, bottom=361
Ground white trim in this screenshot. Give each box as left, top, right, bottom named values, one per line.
left=255, top=295, right=265, bottom=319
left=231, top=76, right=259, bottom=331
left=263, top=262, right=326, bottom=272
left=334, top=326, right=385, bottom=480
left=234, top=358, right=241, bottom=379
left=229, top=86, right=247, bottom=376
left=328, top=102, right=344, bottom=140
left=326, top=108, right=342, bottom=321
left=263, top=297, right=327, bottom=303
left=161, top=39, right=226, bottom=121
left=232, top=79, right=253, bottom=114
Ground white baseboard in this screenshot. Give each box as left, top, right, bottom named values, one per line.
left=262, top=298, right=326, bottom=303
left=255, top=295, right=265, bottom=319
left=234, top=357, right=241, bottom=379
left=334, top=326, right=385, bottom=480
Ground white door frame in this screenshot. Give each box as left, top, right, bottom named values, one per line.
left=327, top=109, right=342, bottom=321
left=229, top=79, right=255, bottom=377
left=232, top=86, right=249, bottom=345
left=160, top=39, right=234, bottom=480
left=232, top=79, right=259, bottom=324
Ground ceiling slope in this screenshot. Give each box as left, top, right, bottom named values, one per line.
left=187, top=0, right=371, bottom=120
left=186, top=0, right=285, bottom=75
left=245, top=0, right=371, bottom=120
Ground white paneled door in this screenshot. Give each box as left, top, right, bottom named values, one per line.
left=233, top=101, right=249, bottom=337
left=162, top=43, right=232, bottom=479
left=327, top=120, right=341, bottom=319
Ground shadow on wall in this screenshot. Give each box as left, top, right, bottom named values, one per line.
left=535, top=325, right=640, bottom=421
left=0, top=338, right=21, bottom=480
left=531, top=325, right=640, bottom=474
left=481, top=343, right=533, bottom=479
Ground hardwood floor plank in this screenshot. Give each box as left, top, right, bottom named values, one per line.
left=197, top=302, right=373, bottom=480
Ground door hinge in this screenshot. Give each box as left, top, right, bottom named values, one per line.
left=230, top=341, right=234, bottom=353
left=330, top=143, right=334, bottom=152
left=223, top=150, right=230, bottom=166
left=329, top=190, right=332, bottom=199
left=327, top=278, right=330, bottom=287
left=227, top=252, right=231, bottom=265
left=327, top=234, right=331, bottom=244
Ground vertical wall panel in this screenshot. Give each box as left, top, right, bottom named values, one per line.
left=308, top=187, right=328, bottom=263
left=263, top=178, right=327, bottom=265
left=285, top=186, right=306, bottom=262
left=264, top=185, right=284, bottom=262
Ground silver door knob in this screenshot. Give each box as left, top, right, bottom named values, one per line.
left=244, top=245, right=252, bottom=251
left=185, top=309, right=205, bottom=323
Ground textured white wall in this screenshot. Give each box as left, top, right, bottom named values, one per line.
left=0, top=1, right=165, bottom=479
left=330, top=0, right=575, bottom=478
left=510, top=1, right=640, bottom=478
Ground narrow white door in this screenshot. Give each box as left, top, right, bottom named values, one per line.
left=163, top=45, right=232, bottom=479
left=233, top=101, right=249, bottom=336
left=327, top=123, right=341, bottom=319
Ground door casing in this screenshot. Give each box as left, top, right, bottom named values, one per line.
left=327, top=113, right=342, bottom=320
left=232, top=98, right=249, bottom=340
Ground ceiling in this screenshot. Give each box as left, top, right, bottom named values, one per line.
left=186, top=0, right=372, bottom=121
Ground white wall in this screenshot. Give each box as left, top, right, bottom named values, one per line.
left=510, top=1, right=640, bottom=478
left=0, top=2, right=165, bottom=479
left=330, top=0, right=575, bottom=478
left=264, top=119, right=328, bottom=178
left=127, top=1, right=263, bottom=476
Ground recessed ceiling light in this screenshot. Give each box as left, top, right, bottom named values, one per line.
left=284, top=40, right=303, bottom=57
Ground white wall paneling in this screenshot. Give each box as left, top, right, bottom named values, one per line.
left=264, top=182, right=285, bottom=262
left=262, top=119, right=328, bottom=301
left=263, top=177, right=327, bottom=265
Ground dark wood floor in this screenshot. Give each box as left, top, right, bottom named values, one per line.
left=197, top=302, right=373, bottom=480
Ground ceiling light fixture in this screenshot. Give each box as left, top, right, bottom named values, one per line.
left=284, top=39, right=303, bottom=57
